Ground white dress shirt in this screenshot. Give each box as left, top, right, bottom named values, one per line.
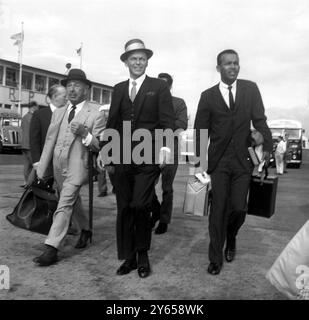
left=50, top=103, right=57, bottom=113
left=128, top=73, right=146, bottom=97
left=219, top=80, right=237, bottom=109
left=68, top=100, right=92, bottom=146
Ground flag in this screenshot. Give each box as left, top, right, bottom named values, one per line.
left=10, top=32, right=24, bottom=47
left=76, top=47, right=82, bottom=56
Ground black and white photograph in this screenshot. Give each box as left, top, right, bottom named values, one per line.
left=0, top=0, right=309, bottom=307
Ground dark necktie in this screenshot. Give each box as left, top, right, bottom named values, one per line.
left=228, top=86, right=235, bottom=112
left=68, top=105, right=76, bottom=123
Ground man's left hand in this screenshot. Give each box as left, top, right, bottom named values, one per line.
left=70, top=122, right=88, bottom=138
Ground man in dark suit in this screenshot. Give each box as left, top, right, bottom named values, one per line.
left=151, top=73, right=188, bottom=234
left=194, top=49, right=272, bottom=275
left=97, top=39, right=175, bottom=278
left=30, top=84, right=67, bottom=177
left=21, top=100, right=38, bottom=187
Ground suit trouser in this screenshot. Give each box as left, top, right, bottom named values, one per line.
left=152, top=163, right=178, bottom=224
left=44, top=165, right=88, bottom=249
left=209, top=144, right=251, bottom=265
left=97, top=169, right=115, bottom=194
left=114, top=164, right=161, bottom=260
left=22, top=149, right=33, bottom=184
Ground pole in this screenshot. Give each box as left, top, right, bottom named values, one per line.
left=80, top=42, right=83, bottom=69
left=17, top=22, right=24, bottom=115
left=88, top=149, right=93, bottom=234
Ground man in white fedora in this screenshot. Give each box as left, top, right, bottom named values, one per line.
left=98, top=39, right=175, bottom=278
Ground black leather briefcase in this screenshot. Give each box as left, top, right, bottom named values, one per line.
left=6, top=179, right=58, bottom=235
left=247, top=170, right=278, bottom=219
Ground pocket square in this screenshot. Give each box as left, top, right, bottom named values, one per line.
left=146, top=91, right=156, bottom=96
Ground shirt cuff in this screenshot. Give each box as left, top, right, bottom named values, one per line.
left=82, top=132, right=92, bottom=146
left=160, top=147, right=171, bottom=153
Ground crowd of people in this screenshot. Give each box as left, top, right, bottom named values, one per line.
left=19, top=38, right=274, bottom=278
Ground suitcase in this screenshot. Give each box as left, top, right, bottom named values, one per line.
left=247, top=172, right=278, bottom=218
left=183, top=176, right=211, bottom=216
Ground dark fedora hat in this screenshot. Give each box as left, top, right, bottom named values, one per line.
left=120, top=39, right=153, bottom=62
left=61, top=68, right=92, bottom=88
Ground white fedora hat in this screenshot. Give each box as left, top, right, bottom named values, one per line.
left=120, top=39, right=153, bottom=62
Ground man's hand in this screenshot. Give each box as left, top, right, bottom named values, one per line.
left=262, top=151, right=270, bottom=167
left=70, top=121, right=88, bottom=138
left=96, top=153, right=105, bottom=172
left=159, top=147, right=171, bottom=169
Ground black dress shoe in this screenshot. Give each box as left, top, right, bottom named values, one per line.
left=207, top=262, right=222, bottom=275
left=225, top=248, right=236, bottom=262
left=75, top=229, right=92, bottom=249
left=138, top=263, right=151, bottom=278
left=116, top=259, right=137, bottom=275
left=98, top=191, right=108, bottom=197
left=155, top=222, right=168, bottom=234
left=33, top=244, right=58, bottom=266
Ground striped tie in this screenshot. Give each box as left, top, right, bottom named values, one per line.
left=68, top=105, right=76, bottom=123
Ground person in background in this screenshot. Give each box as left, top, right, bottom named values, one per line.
left=30, top=84, right=67, bottom=182
left=283, top=133, right=289, bottom=173
left=21, top=100, right=38, bottom=187
left=97, top=105, right=115, bottom=197
left=150, top=72, right=188, bottom=234
left=275, top=136, right=286, bottom=175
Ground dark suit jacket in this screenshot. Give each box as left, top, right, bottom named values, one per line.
left=21, top=112, right=33, bottom=150
left=30, top=107, right=52, bottom=163
left=194, top=79, right=272, bottom=173
left=103, top=75, right=175, bottom=163
left=172, top=96, right=188, bottom=131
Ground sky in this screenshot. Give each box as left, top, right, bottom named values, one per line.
left=1, top=0, right=309, bottom=126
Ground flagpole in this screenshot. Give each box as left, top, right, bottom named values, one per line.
left=80, top=42, right=83, bottom=69
left=17, top=22, right=24, bottom=115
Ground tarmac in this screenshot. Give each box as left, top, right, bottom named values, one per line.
left=0, top=151, right=309, bottom=300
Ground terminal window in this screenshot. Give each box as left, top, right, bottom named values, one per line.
left=35, top=74, right=47, bottom=93
left=102, top=89, right=111, bottom=104
left=5, top=68, right=17, bottom=87
left=0, top=66, right=3, bottom=84
left=92, top=87, right=101, bottom=103
left=22, top=71, right=33, bottom=90
left=49, top=77, right=60, bottom=88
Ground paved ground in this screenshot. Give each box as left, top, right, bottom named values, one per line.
left=0, top=151, right=309, bottom=300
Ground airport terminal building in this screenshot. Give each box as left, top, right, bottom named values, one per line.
left=0, top=58, right=113, bottom=116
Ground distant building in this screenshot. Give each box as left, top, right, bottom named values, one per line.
left=0, top=58, right=113, bottom=116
